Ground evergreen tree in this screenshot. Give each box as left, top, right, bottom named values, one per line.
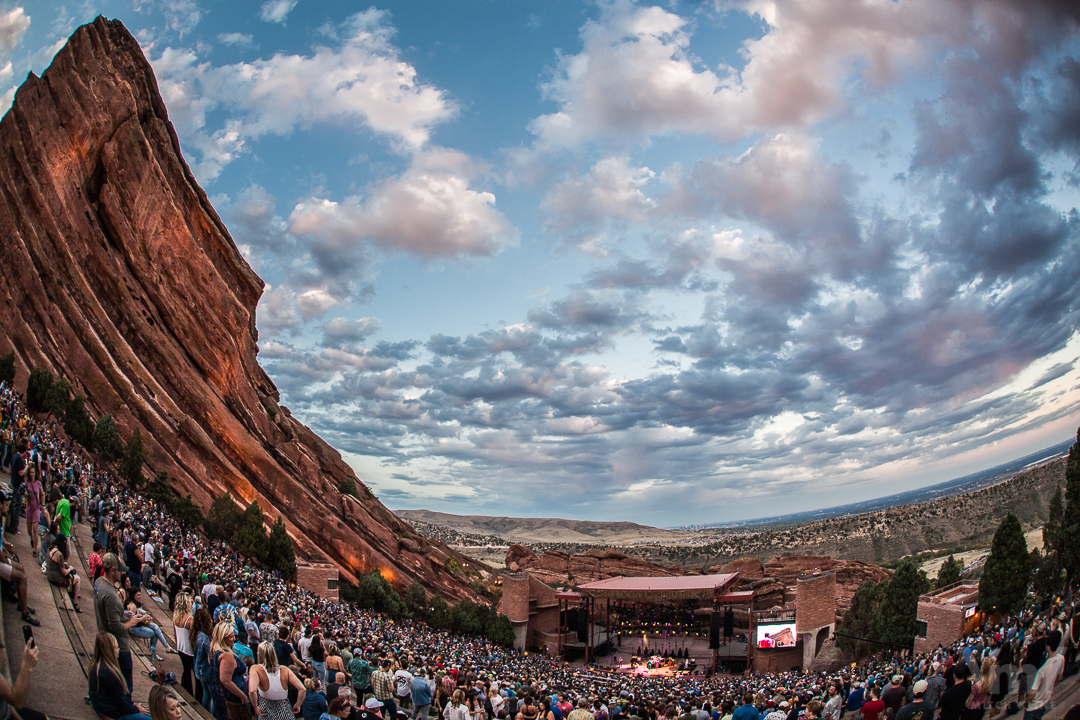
left=44, top=377, right=70, bottom=418
left=265, top=516, right=296, bottom=576
left=120, top=427, right=146, bottom=488
left=146, top=470, right=174, bottom=507
left=351, top=571, right=407, bottom=617
left=870, top=560, right=921, bottom=652
left=93, top=414, right=124, bottom=462
left=936, top=555, right=964, bottom=589
left=0, top=352, right=15, bottom=385
left=232, top=502, right=269, bottom=561
left=1062, top=429, right=1080, bottom=588
left=837, top=580, right=881, bottom=658
left=405, top=580, right=429, bottom=620
left=980, top=512, right=1030, bottom=615
left=428, top=595, right=453, bottom=630
left=1045, top=486, right=1064, bottom=567
left=172, top=494, right=205, bottom=528
left=25, top=367, right=53, bottom=413
left=1030, top=548, right=1060, bottom=598
left=204, top=492, right=242, bottom=543
left=63, top=393, right=95, bottom=448
left=487, top=615, right=517, bottom=647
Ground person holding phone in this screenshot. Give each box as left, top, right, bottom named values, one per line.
left=0, top=630, right=46, bottom=720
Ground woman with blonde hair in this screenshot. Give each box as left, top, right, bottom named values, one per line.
left=210, top=620, right=249, bottom=720
left=174, top=592, right=197, bottom=697
left=445, top=690, right=469, bottom=720
left=965, top=657, right=993, bottom=720
left=249, top=640, right=306, bottom=720
left=149, top=685, right=183, bottom=720
left=89, top=631, right=151, bottom=720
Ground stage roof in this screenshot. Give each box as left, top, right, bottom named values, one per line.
left=576, top=573, right=739, bottom=600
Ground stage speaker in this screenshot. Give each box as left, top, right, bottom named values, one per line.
left=710, top=611, right=721, bottom=649
left=577, top=609, right=588, bottom=642
left=565, top=608, right=577, bottom=631
left=724, top=609, right=734, bottom=638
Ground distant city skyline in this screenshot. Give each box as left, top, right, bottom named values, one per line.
left=6, top=0, right=1079, bottom=525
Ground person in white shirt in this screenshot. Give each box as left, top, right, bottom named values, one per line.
left=298, top=628, right=313, bottom=664
left=1023, top=640, right=1064, bottom=720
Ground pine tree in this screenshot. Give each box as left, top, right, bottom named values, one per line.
left=0, top=352, right=15, bottom=385
left=265, top=516, right=295, bottom=576
left=870, top=560, right=921, bottom=651
left=44, top=377, right=70, bottom=418
left=120, top=427, right=146, bottom=488
left=487, top=614, right=517, bottom=647
left=1062, top=429, right=1080, bottom=588
left=937, top=555, right=964, bottom=589
left=980, top=512, right=1030, bottom=615
left=405, top=580, right=429, bottom=620
left=428, top=595, right=452, bottom=630
left=204, top=492, right=242, bottom=542
left=25, top=368, right=53, bottom=413
left=63, top=393, right=95, bottom=448
left=93, top=414, right=124, bottom=462
left=837, top=580, right=882, bottom=659
left=232, top=502, right=269, bottom=561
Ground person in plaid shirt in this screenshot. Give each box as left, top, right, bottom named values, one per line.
left=372, top=659, right=398, bottom=719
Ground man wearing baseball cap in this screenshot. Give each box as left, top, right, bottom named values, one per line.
left=95, top=551, right=144, bottom=697
left=895, top=681, right=932, bottom=720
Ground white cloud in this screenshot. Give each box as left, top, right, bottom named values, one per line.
left=256, top=285, right=302, bottom=335
left=530, top=0, right=946, bottom=149
left=542, top=156, right=655, bottom=236
left=152, top=9, right=455, bottom=179
left=217, top=32, right=254, bottom=47
left=259, top=0, right=298, bottom=24
left=296, top=288, right=340, bottom=319
left=163, top=0, right=203, bottom=36
left=288, top=148, right=519, bottom=258
left=0, top=8, right=29, bottom=55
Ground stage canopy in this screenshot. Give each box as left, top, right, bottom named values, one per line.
left=576, top=573, right=740, bottom=601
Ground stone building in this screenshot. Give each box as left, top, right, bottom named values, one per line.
left=914, top=583, right=980, bottom=654
left=296, top=560, right=340, bottom=602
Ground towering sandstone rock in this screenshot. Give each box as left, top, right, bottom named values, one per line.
left=0, top=17, right=482, bottom=601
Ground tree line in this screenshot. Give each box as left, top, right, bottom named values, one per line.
left=340, top=570, right=516, bottom=647
left=837, top=427, right=1080, bottom=658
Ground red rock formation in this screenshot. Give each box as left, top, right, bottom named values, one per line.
left=505, top=545, right=683, bottom=586
left=760, top=556, right=891, bottom=615
left=717, top=557, right=765, bottom=580
left=0, top=17, right=482, bottom=601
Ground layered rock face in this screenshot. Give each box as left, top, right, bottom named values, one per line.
left=507, top=543, right=890, bottom=621
left=505, top=544, right=684, bottom=586
left=0, top=17, right=482, bottom=601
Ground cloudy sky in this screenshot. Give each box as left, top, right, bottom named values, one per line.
left=5, top=0, right=1080, bottom=526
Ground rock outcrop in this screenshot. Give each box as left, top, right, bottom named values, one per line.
left=0, top=17, right=481, bottom=601
left=505, top=544, right=684, bottom=586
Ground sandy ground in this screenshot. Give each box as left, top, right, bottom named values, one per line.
left=920, top=526, right=1044, bottom=578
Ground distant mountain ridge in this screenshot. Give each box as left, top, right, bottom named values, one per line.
left=680, top=439, right=1074, bottom=531
left=393, top=509, right=695, bottom=546
left=397, top=439, right=1071, bottom=568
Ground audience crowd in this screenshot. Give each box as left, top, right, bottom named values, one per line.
left=0, top=381, right=1076, bottom=720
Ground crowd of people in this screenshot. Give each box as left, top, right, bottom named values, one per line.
left=0, top=381, right=1077, bottom=720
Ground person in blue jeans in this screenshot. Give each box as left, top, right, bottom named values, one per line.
left=89, top=632, right=152, bottom=720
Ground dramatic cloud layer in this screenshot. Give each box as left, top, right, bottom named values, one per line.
left=9, top=0, right=1080, bottom=524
